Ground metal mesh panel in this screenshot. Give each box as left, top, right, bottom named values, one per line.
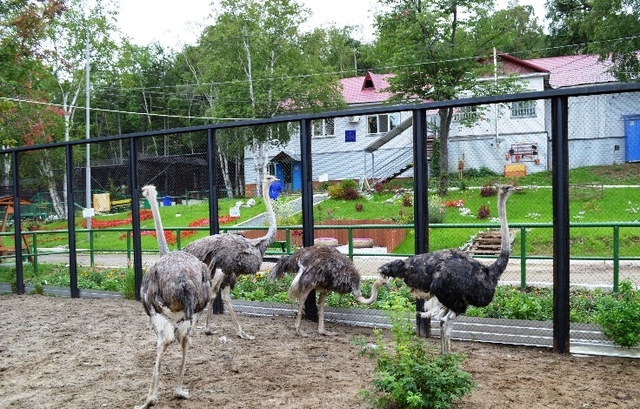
left=3, top=87, right=640, bottom=352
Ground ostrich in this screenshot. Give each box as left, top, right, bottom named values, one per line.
left=183, top=174, right=279, bottom=340
left=136, top=185, right=212, bottom=409
left=378, top=184, right=516, bottom=354
left=269, top=245, right=388, bottom=336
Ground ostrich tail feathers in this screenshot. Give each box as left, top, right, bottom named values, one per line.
left=268, top=256, right=291, bottom=282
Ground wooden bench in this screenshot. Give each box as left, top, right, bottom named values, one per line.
left=110, top=198, right=132, bottom=213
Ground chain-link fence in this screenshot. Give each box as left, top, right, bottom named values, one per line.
left=2, top=84, right=640, bottom=352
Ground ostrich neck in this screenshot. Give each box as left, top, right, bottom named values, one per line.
left=498, top=194, right=510, bottom=253
left=147, top=190, right=170, bottom=256
left=355, top=281, right=383, bottom=305
left=254, top=180, right=277, bottom=254
left=491, top=192, right=510, bottom=277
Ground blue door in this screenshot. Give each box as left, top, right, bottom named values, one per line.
left=274, top=163, right=285, bottom=183
left=292, top=162, right=301, bottom=190
left=624, top=115, right=640, bottom=162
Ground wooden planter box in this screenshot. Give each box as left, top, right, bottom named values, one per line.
left=242, top=219, right=406, bottom=251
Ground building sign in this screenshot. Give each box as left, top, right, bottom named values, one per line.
left=345, top=130, right=356, bottom=142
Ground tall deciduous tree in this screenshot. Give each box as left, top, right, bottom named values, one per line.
left=38, top=0, right=118, bottom=218
left=0, top=1, right=65, bottom=192
left=375, top=0, right=528, bottom=195
left=546, top=0, right=640, bottom=80
left=545, top=0, right=592, bottom=55
left=194, top=0, right=345, bottom=196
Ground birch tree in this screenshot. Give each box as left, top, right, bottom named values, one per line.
left=195, top=0, right=345, bottom=196
left=39, top=0, right=118, bottom=218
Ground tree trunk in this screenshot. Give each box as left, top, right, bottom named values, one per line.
left=438, top=107, right=454, bottom=196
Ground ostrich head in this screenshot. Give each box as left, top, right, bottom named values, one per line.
left=141, top=185, right=158, bottom=201
left=377, top=259, right=407, bottom=279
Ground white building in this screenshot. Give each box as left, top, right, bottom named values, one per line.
left=244, top=53, right=639, bottom=192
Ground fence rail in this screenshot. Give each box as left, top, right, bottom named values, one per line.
left=7, top=221, right=639, bottom=292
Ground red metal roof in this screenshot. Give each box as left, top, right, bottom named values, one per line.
left=339, top=53, right=617, bottom=104
left=527, top=54, right=616, bottom=88
left=340, top=71, right=394, bottom=104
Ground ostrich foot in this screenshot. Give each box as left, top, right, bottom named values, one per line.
left=296, top=328, right=311, bottom=337
left=173, top=385, right=189, bottom=399
left=236, top=329, right=255, bottom=340
left=318, top=329, right=337, bottom=336
left=134, top=395, right=157, bottom=409
left=203, top=326, right=220, bottom=336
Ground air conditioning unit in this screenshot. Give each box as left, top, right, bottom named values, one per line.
left=348, top=116, right=360, bottom=123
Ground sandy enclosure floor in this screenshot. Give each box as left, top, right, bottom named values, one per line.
left=0, top=294, right=639, bottom=409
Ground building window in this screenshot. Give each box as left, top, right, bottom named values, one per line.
left=367, top=113, right=400, bottom=134
left=511, top=100, right=536, bottom=117
left=312, top=118, right=335, bottom=137
left=453, top=105, right=479, bottom=122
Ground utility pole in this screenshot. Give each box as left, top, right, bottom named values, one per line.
left=85, top=13, right=92, bottom=238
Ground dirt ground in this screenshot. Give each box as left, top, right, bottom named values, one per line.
left=1, top=294, right=639, bottom=409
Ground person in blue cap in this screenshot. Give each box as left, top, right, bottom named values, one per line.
left=269, top=180, right=283, bottom=200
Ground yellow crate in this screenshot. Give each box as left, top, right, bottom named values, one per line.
left=504, top=164, right=526, bottom=178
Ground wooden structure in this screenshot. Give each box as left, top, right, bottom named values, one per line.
left=0, top=196, right=34, bottom=262
left=507, top=142, right=539, bottom=163
left=466, top=229, right=516, bottom=256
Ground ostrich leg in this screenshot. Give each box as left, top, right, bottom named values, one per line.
left=203, top=269, right=225, bottom=336
left=173, top=319, right=193, bottom=399
left=220, top=286, right=255, bottom=340
left=317, top=291, right=337, bottom=336
left=135, top=312, right=173, bottom=409
left=295, top=288, right=314, bottom=337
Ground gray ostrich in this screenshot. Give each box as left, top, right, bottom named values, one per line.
left=183, top=174, right=279, bottom=340
left=269, top=245, right=388, bottom=336
left=378, top=184, right=516, bottom=354
left=136, top=185, right=212, bottom=409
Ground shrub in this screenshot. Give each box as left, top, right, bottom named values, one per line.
left=596, top=280, right=640, bottom=347
left=327, top=184, right=344, bottom=199
left=356, top=308, right=475, bottom=409
left=355, top=203, right=364, bottom=212
left=339, top=179, right=359, bottom=191
left=428, top=195, right=446, bottom=224
left=480, top=185, right=497, bottom=197
left=123, top=269, right=137, bottom=300
left=343, top=187, right=361, bottom=200
left=402, top=194, right=412, bottom=207
left=477, top=205, right=491, bottom=219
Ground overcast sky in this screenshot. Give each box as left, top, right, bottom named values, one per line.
left=117, top=0, right=546, bottom=49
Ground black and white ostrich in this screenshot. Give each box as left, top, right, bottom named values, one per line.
left=269, top=245, right=388, bottom=336
left=136, top=185, right=212, bottom=409
left=183, top=174, right=279, bottom=340
left=378, top=184, right=516, bottom=354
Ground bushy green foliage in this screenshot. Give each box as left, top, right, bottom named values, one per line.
left=327, top=184, right=344, bottom=199
left=466, top=286, right=554, bottom=321
left=340, top=179, right=359, bottom=191
left=596, top=280, right=640, bottom=347
left=428, top=195, right=446, bottom=224
left=356, top=309, right=475, bottom=409
left=123, top=269, right=137, bottom=300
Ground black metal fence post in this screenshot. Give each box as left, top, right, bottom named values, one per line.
left=129, top=138, right=143, bottom=301
left=207, top=128, right=223, bottom=314
left=413, top=109, right=430, bottom=337
left=551, top=95, right=571, bottom=354
left=12, top=152, right=24, bottom=295
left=300, top=118, right=318, bottom=322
